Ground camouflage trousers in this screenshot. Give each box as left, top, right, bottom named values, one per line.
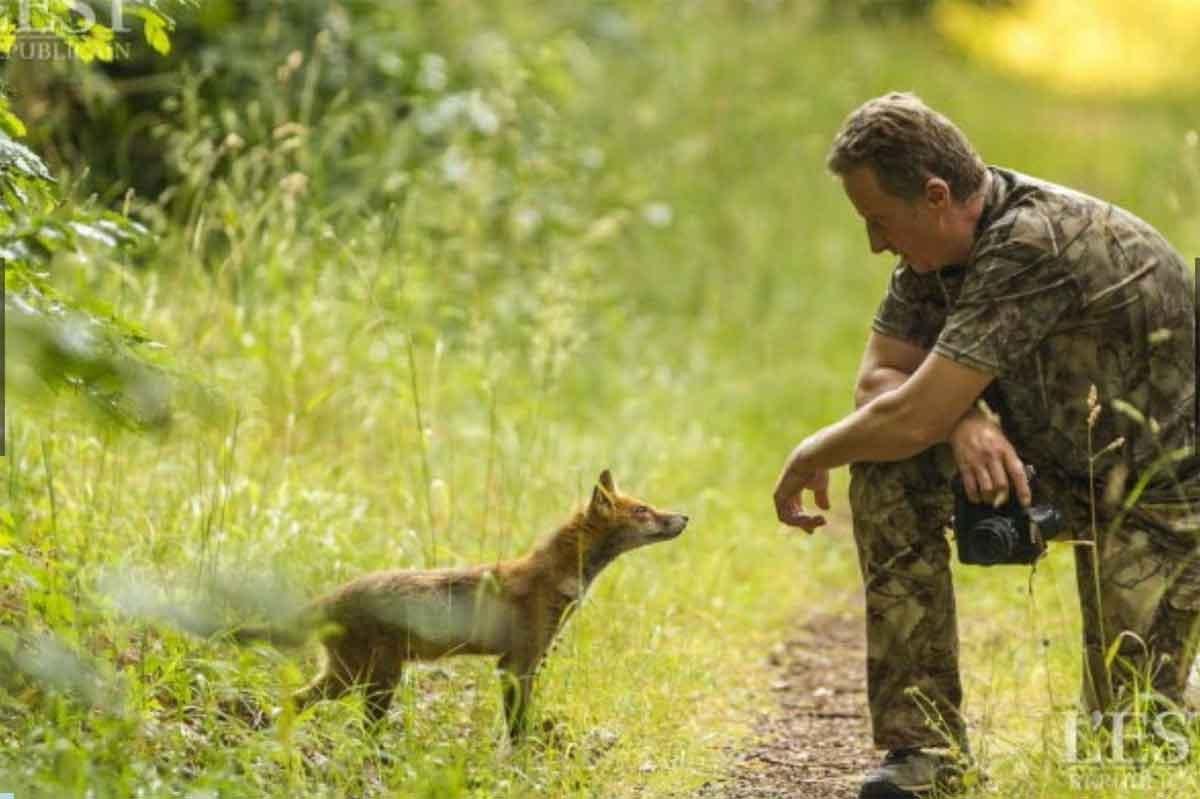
left=849, top=446, right=1200, bottom=750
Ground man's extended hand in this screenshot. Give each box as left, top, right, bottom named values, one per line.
left=948, top=411, right=1031, bottom=507
left=773, top=445, right=831, bottom=532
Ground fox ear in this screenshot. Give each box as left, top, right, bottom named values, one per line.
left=590, top=482, right=615, bottom=516
left=598, top=469, right=617, bottom=494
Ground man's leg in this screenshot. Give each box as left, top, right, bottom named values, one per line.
left=1077, top=498, right=1200, bottom=713
left=849, top=446, right=967, bottom=751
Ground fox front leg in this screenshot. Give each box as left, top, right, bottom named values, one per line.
left=498, top=655, right=537, bottom=742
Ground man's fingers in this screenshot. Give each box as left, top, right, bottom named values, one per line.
left=783, top=513, right=827, bottom=533
left=772, top=477, right=798, bottom=520
left=774, top=490, right=803, bottom=524
left=959, top=467, right=979, bottom=504
left=986, top=458, right=1010, bottom=507
left=1005, top=450, right=1031, bottom=507
left=815, top=488, right=831, bottom=511
left=974, top=465, right=994, bottom=499
left=774, top=492, right=827, bottom=532
left=802, top=515, right=828, bottom=532
left=772, top=476, right=796, bottom=508
left=774, top=495, right=793, bottom=524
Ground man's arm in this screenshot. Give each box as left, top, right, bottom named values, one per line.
left=774, top=352, right=1032, bottom=530
left=808, top=353, right=993, bottom=464
left=854, top=331, right=1028, bottom=506
left=853, top=332, right=928, bottom=408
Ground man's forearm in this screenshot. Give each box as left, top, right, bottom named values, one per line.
left=858, top=367, right=995, bottom=440
left=798, top=390, right=940, bottom=469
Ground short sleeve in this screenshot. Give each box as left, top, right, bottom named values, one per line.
left=871, top=263, right=949, bottom=351
left=934, top=215, right=1080, bottom=376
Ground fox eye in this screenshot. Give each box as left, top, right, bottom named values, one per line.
left=633, top=505, right=651, bottom=516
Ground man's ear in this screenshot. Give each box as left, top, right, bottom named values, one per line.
left=598, top=469, right=617, bottom=494
left=923, top=177, right=951, bottom=209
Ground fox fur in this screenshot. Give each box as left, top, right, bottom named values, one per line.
left=231, top=470, right=688, bottom=740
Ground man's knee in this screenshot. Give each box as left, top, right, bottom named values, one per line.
left=849, top=446, right=956, bottom=517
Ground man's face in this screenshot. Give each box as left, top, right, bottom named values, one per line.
left=841, top=165, right=953, bottom=273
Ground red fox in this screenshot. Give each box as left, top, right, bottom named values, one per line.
left=230, top=470, right=688, bottom=741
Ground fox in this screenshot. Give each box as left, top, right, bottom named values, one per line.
left=229, top=470, right=688, bottom=741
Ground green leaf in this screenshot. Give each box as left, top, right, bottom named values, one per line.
left=88, top=24, right=115, bottom=61
left=0, top=133, right=53, bottom=181
left=0, top=18, right=15, bottom=54
left=140, top=9, right=172, bottom=55
left=0, top=106, right=27, bottom=138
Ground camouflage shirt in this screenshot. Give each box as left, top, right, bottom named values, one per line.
left=872, top=166, right=1196, bottom=486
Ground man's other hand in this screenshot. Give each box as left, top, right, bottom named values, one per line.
left=948, top=412, right=1031, bottom=507
left=773, top=449, right=831, bottom=532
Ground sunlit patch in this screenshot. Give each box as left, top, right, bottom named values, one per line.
left=935, top=0, right=1200, bottom=96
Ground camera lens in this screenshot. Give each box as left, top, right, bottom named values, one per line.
left=970, top=517, right=1020, bottom=565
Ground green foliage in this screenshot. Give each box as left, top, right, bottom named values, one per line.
left=0, top=2, right=194, bottom=431
left=1, top=132, right=183, bottom=430
left=0, top=1, right=1198, bottom=798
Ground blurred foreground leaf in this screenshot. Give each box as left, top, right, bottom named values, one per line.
left=2, top=132, right=219, bottom=432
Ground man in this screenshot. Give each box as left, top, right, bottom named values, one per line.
left=772, top=92, right=1198, bottom=799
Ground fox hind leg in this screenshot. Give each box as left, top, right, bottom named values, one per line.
left=292, top=641, right=370, bottom=712
left=292, top=659, right=355, bottom=711
left=363, top=667, right=402, bottom=723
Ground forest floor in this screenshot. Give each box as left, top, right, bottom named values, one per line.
left=695, top=594, right=880, bottom=799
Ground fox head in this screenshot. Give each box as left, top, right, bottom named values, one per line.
left=585, top=469, right=689, bottom=552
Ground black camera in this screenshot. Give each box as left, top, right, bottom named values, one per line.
left=951, top=467, right=1065, bottom=566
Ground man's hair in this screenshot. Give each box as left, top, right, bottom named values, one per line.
left=826, top=92, right=986, bottom=203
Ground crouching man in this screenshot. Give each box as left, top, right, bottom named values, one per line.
left=773, top=92, right=1198, bottom=798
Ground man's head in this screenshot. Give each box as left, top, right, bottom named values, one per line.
left=827, top=92, right=988, bottom=272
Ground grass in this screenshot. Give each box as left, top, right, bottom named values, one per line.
left=2, top=2, right=1199, bottom=797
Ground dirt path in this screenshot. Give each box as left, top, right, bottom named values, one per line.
left=695, top=604, right=879, bottom=798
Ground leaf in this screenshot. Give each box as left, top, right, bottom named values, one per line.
left=73, top=36, right=97, bottom=63
left=69, top=221, right=120, bottom=248
left=89, top=24, right=115, bottom=61
left=0, top=133, right=53, bottom=181
left=0, top=106, right=27, bottom=139
left=0, top=18, right=16, bottom=54
left=140, top=9, right=172, bottom=55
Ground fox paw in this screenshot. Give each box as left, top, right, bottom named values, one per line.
left=531, top=716, right=573, bottom=749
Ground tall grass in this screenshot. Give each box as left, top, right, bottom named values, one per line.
left=2, top=2, right=1199, bottom=796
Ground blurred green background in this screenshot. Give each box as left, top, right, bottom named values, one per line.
left=1, top=1, right=1198, bottom=796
